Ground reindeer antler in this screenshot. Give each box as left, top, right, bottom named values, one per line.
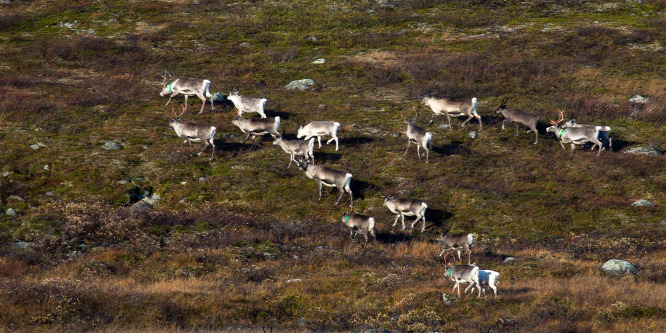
left=442, top=252, right=455, bottom=267
left=550, top=109, right=564, bottom=125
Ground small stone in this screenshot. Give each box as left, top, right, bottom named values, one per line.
left=629, top=94, right=649, bottom=104
left=142, top=193, right=161, bottom=205
left=438, top=123, right=450, bottom=130
left=631, top=199, right=655, bottom=207
left=5, top=208, right=17, bottom=216
left=602, top=259, right=637, bottom=275
left=504, top=256, right=517, bottom=263
left=284, top=79, right=317, bottom=91
left=102, top=141, right=120, bottom=150
left=312, top=58, right=326, bottom=64
left=0, top=1, right=12, bottom=5
left=30, top=144, right=41, bottom=150
left=8, top=195, right=24, bottom=202
left=118, top=180, right=129, bottom=184
left=212, top=92, right=226, bottom=103
left=78, top=243, right=89, bottom=252
left=14, top=241, right=29, bottom=249
left=198, top=177, right=205, bottom=182
left=468, top=131, right=478, bottom=139
left=181, top=181, right=187, bottom=185
left=70, top=251, right=84, bottom=258
left=43, top=165, right=49, bottom=171
left=2, top=172, right=9, bottom=177
left=286, top=278, right=302, bottom=283
left=305, top=35, right=318, bottom=42
left=46, top=191, right=54, bottom=196
left=625, top=145, right=662, bottom=156
left=442, top=293, right=455, bottom=306
left=141, top=145, right=149, bottom=150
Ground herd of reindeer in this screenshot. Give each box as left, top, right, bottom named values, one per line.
left=158, top=71, right=614, bottom=299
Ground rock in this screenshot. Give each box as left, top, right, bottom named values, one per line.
left=102, top=141, right=120, bottom=150
left=286, top=278, right=302, bottom=283
left=69, top=250, right=84, bottom=259
left=212, top=92, right=226, bottom=103
left=442, top=293, right=455, bottom=306
left=118, top=180, right=129, bottom=184
left=8, top=195, right=24, bottom=202
left=602, top=259, right=637, bottom=275
left=78, top=243, right=89, bottom=252
left=5, top=208, right=16, bottom=216
left=631, top=199, right=655, bottom=207
left=46, top=191, right=54, bottom=196
left=628, top=94, right=649, bottom=104
left=43, top=165, right=49, bottom=171
left=377, top=0, right=396, bottom=8
left=14, top=241, right=29, bottom=249
left=504, top=256, right=517, bottom=263
left=142, top=193, right=161, bottom=205
left=437, top=123, right=450, bottom=130
left=130, top=200, right=151, bottom=212
left=305, top=35, right=318, bottom=42
left=468, top=131, right=478, bottom=139
left=30, top=144, right=41, bottom=150
left=284, top=79, right=317, bottom=91
left=0, top=1, right=12, bottom=5
left=312, top=58, right=326, bottom=64
left=625, top=145, right=662, bottom=156
left=2, top=171, right=10, bottom=177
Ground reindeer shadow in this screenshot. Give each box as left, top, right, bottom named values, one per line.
left=211, top=95, right=235, bottom=111
left=316, top=152, right=342, bottom=162
left=375, top=230, right=414, bottom=244
left=340, top=137, right=374, bottom=146
left=213, top=139, right=256, bottom=153
left=426, top=208, right=453, bottom=230
left=351, top=178, right=381, bottom=201
left=433, top=141, right=471, bottom=156
left=611, top=139, right=637, bottom=152
left=269, top=110, right=294, bottom=120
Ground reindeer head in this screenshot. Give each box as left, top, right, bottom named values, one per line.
left=159, top=70, right=174, bottom=97
left=494, top=98, right=508, bottom=114
left=295, top=156, right=310, bottom=170
left=167, top=106, right=186, bottom=127
left=546, top=109, right=565, bottom=133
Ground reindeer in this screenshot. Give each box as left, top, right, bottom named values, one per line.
left=341, top=212, right=376, bottom=247
left=467, top=267, right=500, bottom=297
left=167, top=106, right=217, bottom=160
left=296, top=121, right=341, bottom=151
left=437, top=231, right=474, bottom=264
left=563, top=114, right=612, bottom=151
left=296, top=158, right=353, bottom=206
left=403, top=114, right=432, bottom=163
left=547, top=110, right=604, bottom=156
left=443, top=253, right=481, bottom=298
left=231, top=116, right=280, bottom=143
left=227, top=91, right=268, bottom=118
left=159, top=71, right=214, bottom=114
left=272, top=135, right=315, bottom=168
left=494, top=98, right=539, bottom=144
left=421, top=96, right=481, bottom=130
left=381, top=194, right=428, bottom=233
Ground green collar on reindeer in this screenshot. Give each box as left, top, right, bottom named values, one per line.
left=344, top=215, right=351, bottom=223
left=558, top=128, right=565, bottom=138
left=168, top=83, right=173, bottom=93
left=447, top=268, right=453, bottom=277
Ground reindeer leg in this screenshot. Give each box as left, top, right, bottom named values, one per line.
left=209, top=139, right=215, bottom=160
left=196, top=140, right=209, bottom=157
left=335, top=187, right=344, bottom=206
left=288, top=153, right=294, bottom=168
left=570, top=144, right=575, bottom=156
left=403, top=140, right=411, bottom=156
left=533, top=128, right=538, bottom=144
left=187, top=139, right=195, bottom=156
left=416, top=144, right=421, bottom=159
left=476, top=114, right=482, bottom=130
left=515, top=124, right=519, bottom=137
left=197, top=93, right=206, bottom=114
left=501, top=119, right=507, bottom=130
left=183, top=95, right=189, bottom=111
left=317, top=180, right=323, bottom=200
left=166, top=92, right=178, bottom=107
left=446, top=113, right=452, bottom=130
left=317, top=136, right=322, bottom=148
left=392, top=214, right=400, bottom=228
left=401, top=212, right=406, bottom=230
left=461, top=114, right=473, bottom=127
left=425, top=147, right=429, bottom=164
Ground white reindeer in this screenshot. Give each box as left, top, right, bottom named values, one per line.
left=341, top=213, right=376, bottom=247
left=381, top=195, right=428, bottom=233
left=230, top=116, right=280, bottom=143
left=296, top=158, right=353, bottom=206
left=421, top=96, right=481, bottom=130
left=297, top=121, right=341, bottom=151
left=272, top=136, right=315, bottom=168
left=403, top=114, right=432, bottom=163
left=547, top=110, right=604, bottom=156
left=227, top=91, right=267, bottom=118
left=167, top=106, right=217, bottom=160
left=159, top=71, right=214, bottom=114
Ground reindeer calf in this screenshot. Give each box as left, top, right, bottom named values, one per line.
left=273, top=136, right=315, bottom=168
left=168, top=107, right=216, bottom=159
left=228, top=91, right=267, bottom=118
left=341, top=213, right=376, bottom=247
